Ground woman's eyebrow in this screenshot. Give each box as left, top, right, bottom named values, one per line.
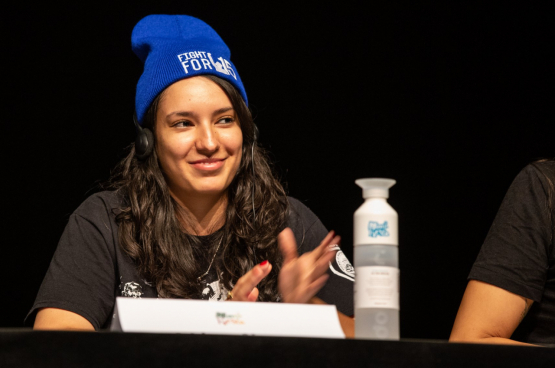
left=212, top=106, right=234, bottom=116
left=166, top=107, right=234, bottom=120
left=167, top=110, right=196, bottom=119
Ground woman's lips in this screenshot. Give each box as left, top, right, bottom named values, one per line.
left=189, top=158, right=226, bottom=171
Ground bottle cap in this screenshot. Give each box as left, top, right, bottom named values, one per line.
left=355, top=178, right=396, bottom=199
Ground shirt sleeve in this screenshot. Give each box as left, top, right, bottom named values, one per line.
left=469, top=163, right=553, bottom=302
left=26, top=194, right=118, bottom=330
left=287, top=197, right=354, bottom=316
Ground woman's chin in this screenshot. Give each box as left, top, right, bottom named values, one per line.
left=185, top=186, right=229, bottom=199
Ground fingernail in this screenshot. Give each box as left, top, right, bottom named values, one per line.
left=328, top=244, right=340, bottom=251
left=260, top=260, right=268, bottom=266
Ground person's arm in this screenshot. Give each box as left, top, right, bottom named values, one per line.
left=34, top=308, right=95, bottom=331
left=449, top=280, right=535, bottom=346
left=26, top=193, right=120, bottom=331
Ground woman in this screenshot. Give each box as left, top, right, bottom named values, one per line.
left=27, top=14, right=354, bottom=334
left=450, top=160, right=555, bottom=345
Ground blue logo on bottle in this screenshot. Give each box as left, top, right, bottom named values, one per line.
left=368, top=221, right=389, bottom=237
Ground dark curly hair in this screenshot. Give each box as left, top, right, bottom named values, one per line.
left=108, top=75, right=288, bottom=301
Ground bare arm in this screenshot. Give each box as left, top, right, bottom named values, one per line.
left=449, top=280, right=535, bottom=346
left=34, top=308, right=95, bottom=331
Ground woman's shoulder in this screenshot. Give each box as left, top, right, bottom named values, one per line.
left=72, top=190, right=125, bottom=220
left=512, top=160, right=555, bottom=194
left=526, top=159, right=555, bottom=180
left=286, top=196, right=317, bottom=219
left=285, top=196, right=327, bottom=234
left=286, top=196, right=307, bottom=210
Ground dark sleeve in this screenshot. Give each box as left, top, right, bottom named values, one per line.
left=26, top=194, right=118, bottom=330
left=469, top=163, right=553, bottom=302
left=286, top=197, right=354, bottom=316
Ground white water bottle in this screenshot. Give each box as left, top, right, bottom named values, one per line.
left=354, top=178, right=399, bottom=340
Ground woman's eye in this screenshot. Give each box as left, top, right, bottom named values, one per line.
left=173, top=120, right=192, bottom=127
left=218, top=117, right=235, bottom=125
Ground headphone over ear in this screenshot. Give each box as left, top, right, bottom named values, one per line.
left=133, top=114, right=154, bottom=160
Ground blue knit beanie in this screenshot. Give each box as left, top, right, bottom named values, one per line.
left=132, top=14, right=248, bottom=125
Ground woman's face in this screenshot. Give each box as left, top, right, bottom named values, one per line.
left=155, top=76, right=243, bottom=201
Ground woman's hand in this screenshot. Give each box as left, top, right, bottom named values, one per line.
left=277, top=228, right=340, bottom=304
left=227, top=261, right=272, bottom=302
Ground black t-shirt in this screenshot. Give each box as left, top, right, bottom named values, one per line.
left=27, top=191, right=354, bottom=330
left=469, top=161, right=555, bottom=344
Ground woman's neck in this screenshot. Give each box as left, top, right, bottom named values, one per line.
left=171, top=191, right=228, bottom=236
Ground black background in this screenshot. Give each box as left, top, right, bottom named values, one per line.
left=2, top=2, right=552, bottom=340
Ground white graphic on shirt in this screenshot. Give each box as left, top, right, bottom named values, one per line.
left=177, top=51, right=237, bottom=80
left=121, top=282, right=143, bottom=298
left=328, top=246, right=355, bottom=282
left=201, top=279, right=229, bottom=301
left=336, top=251, right=355, bottom=277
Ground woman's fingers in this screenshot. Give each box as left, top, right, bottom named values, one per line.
left=247, top=287, right=259, bottom=302
left=305, top=234, right=340, bottom=284
left=312, top=247, right=337, bottom=280
left=310, top=232, right=339, bottom=262
left=229, top=262, right=272, bottom=301
left=305, top=274, right=330, bottom=299
left=278, top=227, right=298, bottom=265
left=284, top=268, right=330, bottom=304
left=316, top=235, right=341, bottom=265
left=277, top=230, right=342, bottom=304
left=298, top=247, right=335, bottom=289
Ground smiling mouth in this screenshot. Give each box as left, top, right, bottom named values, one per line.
left=189, top=158, right=226, bottom=170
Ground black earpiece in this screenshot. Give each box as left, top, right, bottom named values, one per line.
left=133, top=114, right=154, bottom=160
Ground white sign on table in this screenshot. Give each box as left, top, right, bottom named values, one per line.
left=111, top=297, right=345, bottom=339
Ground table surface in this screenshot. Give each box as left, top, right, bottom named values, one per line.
left=1, top=328, right=554, bottom=368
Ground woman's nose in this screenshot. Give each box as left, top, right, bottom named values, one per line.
left=195, top=125, right=219, bottom=154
